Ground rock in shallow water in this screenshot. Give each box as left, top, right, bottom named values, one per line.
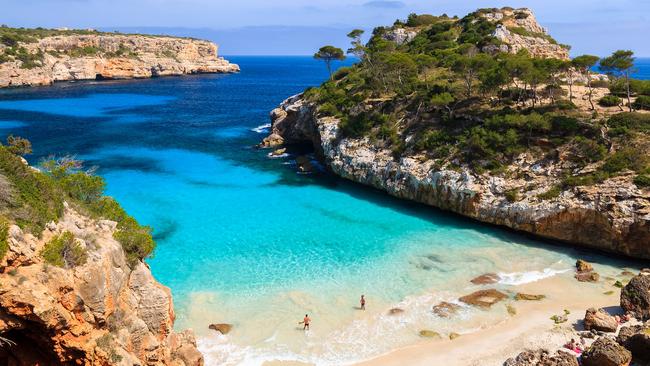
left=459, top=289, right=508, bottom=308
left=470, top=273, right=500, bottom=285
left=432, top=301, right=461, bottom=317
left=515, top=293, right=546, bottom=301
left=209, top=323, right=233, bottom=334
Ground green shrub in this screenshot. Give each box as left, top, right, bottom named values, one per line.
left=634, top=174, right=650, bottom=188
left=405, top=14, right=441, bottom=27
left=607, top=112, right=650, bottom=134
left=41, top=231, right=87, bottom=268
left=0, top=147, right=64, bottom=234
left=632, top=95, right=650, bottom=110
left=505, top=189, right=520, bottom=203
left=571, top=136, right=607, bottom=164
left=537, top=186, right=562, bottom=200
left=61, top=172, right=106, bottom=203
left=598, top=95, right=622, bottom=107
left=602, top=148, right=647, bottom=174
left=0, top=217, right=8, bottom=260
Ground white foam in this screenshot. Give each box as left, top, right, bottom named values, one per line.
left=497, top=268, right=570, bottom=286
left=267, top=152, right=289, bottom=159
left=252, top=123, right=271, bottom=133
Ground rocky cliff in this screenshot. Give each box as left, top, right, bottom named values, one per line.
left=0, top=31, right=239, bottom=87
left=0, top=205, right=202, bottom=365
left=263, top=95, right=650, bottom=259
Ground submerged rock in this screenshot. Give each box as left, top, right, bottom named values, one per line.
left=432, top=301, right=461, bottom=317
left=296, top=155, right=314, bottom=173
left=471, top=273, right=500, bottom=285
left=584, top=308, right=618, bottom=333
left=459, top=289, right=508, bottom=308
left=620, top=272, right=650, bottom=320
left=581, top=337, right=631, bottom=366
left=419, top=330, right=441, bottom=338
left=209, top=323, right=233, bottom=335
left=388, top=308, right=404, bottom=315
left=515, top=293, right=546, bottom=301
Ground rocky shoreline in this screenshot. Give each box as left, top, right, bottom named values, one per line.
left=0, top=33, right=239, bottom=88
left=0, top=205, right=202, bottom=365
left=262, top=94, right=650, bottom=259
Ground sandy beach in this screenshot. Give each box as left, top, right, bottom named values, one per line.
left=261, top=270, right=632, bottom=366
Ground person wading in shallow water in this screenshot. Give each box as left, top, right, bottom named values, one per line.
left=299, top=314, right=311, bottom=330
left=360, top=295, right=366, bottom=310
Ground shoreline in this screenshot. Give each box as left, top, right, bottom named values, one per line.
left=257, top=273, right=624, bottom=366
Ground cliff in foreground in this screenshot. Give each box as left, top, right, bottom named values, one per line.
left=0, top=27, right=239, bottom=87
left=262, top=7, right=650, bottom=259
left=0, top=144, right=202, bottom=365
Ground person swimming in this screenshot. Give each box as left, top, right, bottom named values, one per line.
left=360, top=295, right=366, bottom=310
left=299, top=314, right=311, bottom=330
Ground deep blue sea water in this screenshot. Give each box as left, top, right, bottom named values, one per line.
left=0, top=57, right=646, bottom=365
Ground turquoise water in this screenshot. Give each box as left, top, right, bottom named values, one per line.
left=0, top=57, right=644, bottom=365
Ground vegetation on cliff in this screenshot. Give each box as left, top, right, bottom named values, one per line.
left=304, top=8, right=650, bottom=191
left=0, top=140, right=154, bottom=266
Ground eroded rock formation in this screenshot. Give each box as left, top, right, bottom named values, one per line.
left=0, top=205, right=202, bottom=365
left=0, top=33, right=239, bottom=87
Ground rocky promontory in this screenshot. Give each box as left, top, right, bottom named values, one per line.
left=263, top=93, right=650, bottom=259
left=0, top=28, right=239, bottom=87
left=0, top=206, right=202, bottom=365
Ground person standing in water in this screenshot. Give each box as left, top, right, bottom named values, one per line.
left=360, top=295, right=366, bottom=310
left=299, top=314, right=311, bottom=330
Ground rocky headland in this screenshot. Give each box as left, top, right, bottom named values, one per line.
left=261, top=7, right=650, bottom=259
left=0, top=205, right=203, bottom=365
left=0, top=28, right=239, bottom=87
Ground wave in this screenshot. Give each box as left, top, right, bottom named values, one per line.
left=497, top=267, right=570, bottom=286
left=251, top=123, right=271, bottom=133
left=267, top=152, right=289, bottom=159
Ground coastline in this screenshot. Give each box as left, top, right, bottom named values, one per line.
left=237, top=268, right=630, bottom=366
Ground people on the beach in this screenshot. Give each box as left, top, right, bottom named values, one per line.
left=360, top=295, right=366, bottom=310
left=615, top=312, right=632, bottom=324
left=299, top=314, right=311, bottom=330
left=564, top=338, right=583, bottom=354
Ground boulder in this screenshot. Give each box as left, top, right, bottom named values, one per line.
left=295, top=155, right=314, bottom=173
left=620, top=273, right=650, bottom=320
left=459, top=289, right=508, bottom=308
left=270, top=148, right=287, bottom=156
left=449, top=332, right=460, bottom=340
left=419, top=330, right=441, bottom=338
left=576, top=259, right=594, bottom=272
left=504, top=349, right=579, bottom=366
left=581, top=337, right=632, bottom=366
left=208, top=323, right=233, bottom=335
left=584, top=308, right=618, bottom=333
left=432, top=302, right=461, bottom=318
left=470, top=273, right=500, bottom=285
left=575, top=271, right=600, bottom=283
left=259, top=133, right=284, bottom=148
left=515, top=293, right=546, bottom=301
left=616, top=325, right=650, bottom=362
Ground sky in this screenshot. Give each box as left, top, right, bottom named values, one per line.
left=3, top=0, right=650, bottom=56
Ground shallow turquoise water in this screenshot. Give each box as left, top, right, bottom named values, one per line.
left=0, top=57, right=644, bottom=364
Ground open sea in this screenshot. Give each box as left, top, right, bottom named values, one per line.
left=0, top=57, right=647, bottom=365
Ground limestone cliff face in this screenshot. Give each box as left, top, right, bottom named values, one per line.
left=482, top=8, right=570, bottom=60
left=0, top=33, right=239, bottom=88
left=264, top=95, right=650, bottom=259
left=0, top=205, right=203, bottom=365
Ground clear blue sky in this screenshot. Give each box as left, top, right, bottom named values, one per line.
left=3, top=0, right=649, bottom=56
